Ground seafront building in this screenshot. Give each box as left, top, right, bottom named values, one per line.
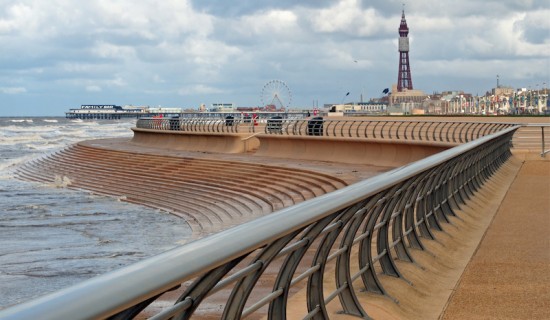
left=328, top=88, right=549, bottom=116
left=428, top=87, right=549, bottom=115
left=66, top=86, right=549, bottom=120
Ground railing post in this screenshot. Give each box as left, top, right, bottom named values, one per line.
left=542, top=126, right=546, bottom=158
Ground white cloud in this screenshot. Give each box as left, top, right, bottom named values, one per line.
left=178, top=84, right=227, bottom=95
left=0, top=3, right=34, bottom=34
left=237, top=9, right=298, bottom=36
left=308, top=0, right=392, bottom=36
left=87, top=1, right=214, bottom=42
left=92, top=42, right=136, bottom=59
left=107, top=76, right=127, bottom=87
left=153, top=75, right=165, bottom=83
left=179, top=37, right=242, bottom=79
left=0, top=87, right=27, bottom=94
left=85, top=85, right=102, bottom=92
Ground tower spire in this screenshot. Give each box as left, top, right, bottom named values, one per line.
left=397, top=7, right=413, bottom=92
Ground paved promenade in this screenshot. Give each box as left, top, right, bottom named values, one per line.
left=442, top=153, right=550, bottom=319
left=286, top=152, right=546, bottom=320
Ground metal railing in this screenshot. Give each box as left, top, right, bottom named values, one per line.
left=0, top=125, right=520, bottom=320
left=263, top=119, right=515, bottom=144
left=136, top=117, right=517, bottom=144
left=512, top=123, right=550, bottom=157
left=136, top=117, right=256, bottom=133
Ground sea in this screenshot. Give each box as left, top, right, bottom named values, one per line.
left=0, top=117, right=192, bottom=310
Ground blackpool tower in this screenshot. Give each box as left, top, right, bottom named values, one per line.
left=397, top=8, right=413, bottom=92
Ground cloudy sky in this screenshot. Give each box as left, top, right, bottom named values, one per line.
left=0, top=0, right=548, bottom=116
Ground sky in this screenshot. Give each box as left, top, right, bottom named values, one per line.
left=0, top=0, right=549, bottom=116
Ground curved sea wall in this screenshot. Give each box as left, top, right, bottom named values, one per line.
left=131, top=128, right=452, bottom=167
left=131, top=128, right=260, bottom=154
left=254, top=135, right=452, bottom=167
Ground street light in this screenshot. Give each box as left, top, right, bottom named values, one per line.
left=543, top=83, right=548, bottom=113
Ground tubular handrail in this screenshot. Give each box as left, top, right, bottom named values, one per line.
left=136, top=117, right=519, bottom=144
left=0, top=125, right=520, bottom=320
left=519, top=123, right=550, bottom=157
left=264, top=119, right=518, bottom=144
left=135, top=117, right=256, bottom=133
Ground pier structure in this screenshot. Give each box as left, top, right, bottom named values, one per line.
left=3, top=117, right=549, bottom=319
left=65, top=104, right=310, bottom=121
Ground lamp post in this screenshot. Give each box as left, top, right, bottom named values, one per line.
left=543, top=82, right=547, bottom=113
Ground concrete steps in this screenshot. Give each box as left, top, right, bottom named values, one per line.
left=16, top=143, right=348, bottom=236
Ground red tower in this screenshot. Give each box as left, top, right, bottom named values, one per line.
left=397, top=9, right=413, bottom=92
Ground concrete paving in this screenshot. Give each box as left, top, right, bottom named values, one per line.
left=281, top=152, right=549, bottom=319
left=441, top=153, right=550, bottom=320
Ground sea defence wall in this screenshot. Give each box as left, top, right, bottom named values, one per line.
left=130, top=117, right=524, bottom=167
left=131, top=128, right=260, bottom=154
left=131, top=127, right=452, bottom=167
left=16, top=141, right=349, bottom=237
left=254, top=135, right=451, bottom=167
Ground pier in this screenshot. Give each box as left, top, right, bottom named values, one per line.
left=3, top=117, right=549, bottom=319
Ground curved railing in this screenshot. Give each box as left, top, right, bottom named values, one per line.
left=136, top=117, right=254, bottom=133
left=136, top=117, right=517, bottom=144
left=0, top=125, right=520, bottom=320
left=263, top=118, right=516, bottom=144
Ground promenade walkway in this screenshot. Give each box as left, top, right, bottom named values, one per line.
left=442, top=153, right=550, bottom=319
left=283, top=152, right=549, bottom=319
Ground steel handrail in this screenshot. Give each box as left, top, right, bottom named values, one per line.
left=136, top=118, right=518, bottom=144
left=0, top=125, right=520, bottom=320
left=520, top=123, right=550, bottom=157
left=135, top=117, right=255, bottom=134
left=265, top=119, right=517, bottom=143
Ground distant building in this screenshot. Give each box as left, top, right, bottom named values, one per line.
left=388, top=84, right=428, bottom=114
left=147, top=107, right=183, bottom=114
left=493, top=86, right=514, bottom=96
left=211, top=103, right=236, bottom=112
left=326, top=102, right=387, bottom=116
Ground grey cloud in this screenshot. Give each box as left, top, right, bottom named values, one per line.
left=190, top=0, right=336, bottom=16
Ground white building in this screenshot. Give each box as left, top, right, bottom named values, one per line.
left=211, top=103, right=236, bottom=112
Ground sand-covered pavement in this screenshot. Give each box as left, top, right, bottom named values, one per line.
left=442, top=153, right=550, bottom=319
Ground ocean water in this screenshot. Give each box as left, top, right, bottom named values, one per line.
left=0, top=117, right=192, bottom=309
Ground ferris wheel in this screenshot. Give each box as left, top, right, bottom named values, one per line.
left=261, top=80, right=292, bottom=109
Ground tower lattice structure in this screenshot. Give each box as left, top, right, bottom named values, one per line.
left=397, top=9, right=413, bottom=92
